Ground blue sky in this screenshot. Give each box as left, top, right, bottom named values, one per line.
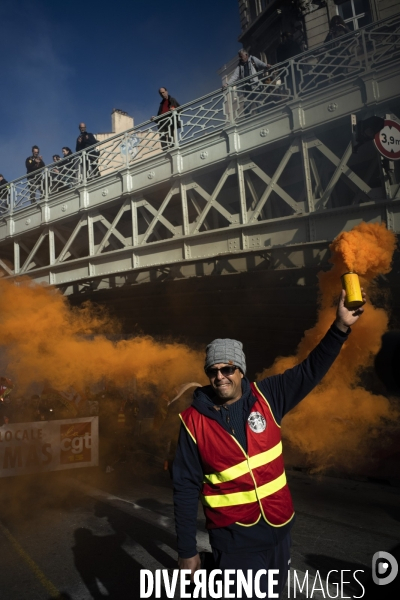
left=0, top=0, right=241, bottom=182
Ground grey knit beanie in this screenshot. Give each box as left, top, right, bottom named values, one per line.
left=204, top=338, right=246, bottom=375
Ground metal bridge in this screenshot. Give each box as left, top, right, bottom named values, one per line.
left=0, top=15, right=399, bottom=294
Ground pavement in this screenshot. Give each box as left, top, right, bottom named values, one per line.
left=0, top=454, right=399, bottom=599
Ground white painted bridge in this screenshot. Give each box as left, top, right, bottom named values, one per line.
left=0, top=14, right=399, bottom=294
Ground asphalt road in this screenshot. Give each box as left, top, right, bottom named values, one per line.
left=0, top=459, right=399, bottom=600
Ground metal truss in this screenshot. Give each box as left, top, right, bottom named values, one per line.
left=56, top=245, right=332, bottom=296
left=0, top=13, right=399, bottom=216
left=1, top=127, right=399, bottom=288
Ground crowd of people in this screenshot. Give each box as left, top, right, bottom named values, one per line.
left=0, top=16, right=351, bottom=204
left=2, top=123, right=101, bottom=205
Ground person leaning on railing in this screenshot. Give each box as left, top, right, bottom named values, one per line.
left=151, top=87, right=181, bottom=150
left=76, top=122, right=100, bottom=179
left=59, top=147, right=76, bottom=191
left=25, top=145, right=45, bottom=203
left=49, top=154, right=62, bottom=195
left=324, top=15, right=350, bottom=43
left=225, top=49, right=272, bottom=115
left=227, top=49, right=271, bottom=86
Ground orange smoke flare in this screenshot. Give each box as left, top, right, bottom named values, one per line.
left=0, top=278, right=206, bottom=395
left=258, top=222, right=398, bottom=473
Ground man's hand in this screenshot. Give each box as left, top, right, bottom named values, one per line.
left=335, top=288, right=366, bottom=332
left=178, top=554, right=201, bottom=580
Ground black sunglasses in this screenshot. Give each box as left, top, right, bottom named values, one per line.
left=205, top=365, right=238, bottom=378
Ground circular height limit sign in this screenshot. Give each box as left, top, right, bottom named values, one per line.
left=374, top=119, right=400, bottom=160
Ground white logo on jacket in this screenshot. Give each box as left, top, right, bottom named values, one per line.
left=247, top=411, right=266, bottom=433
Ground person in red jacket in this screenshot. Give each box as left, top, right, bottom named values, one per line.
left=151, top=87, right=180, bottom=150
left=173, top=289, right=366, bottom=598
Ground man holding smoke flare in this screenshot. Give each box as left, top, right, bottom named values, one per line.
left=173, top=288, right=366, bottom=598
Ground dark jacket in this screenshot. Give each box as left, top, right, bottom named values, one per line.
left=26, top=155, right=45, bottom=174
left=173, top=323, right=350, bottom=558
left=76, top=132, right=98, bottom=153
left=324, top=23, right=350, bottom=43
left=157, top=95, right=180, bottom=117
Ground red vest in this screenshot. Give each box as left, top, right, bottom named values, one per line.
left=179, top=382, right=294, bottom=529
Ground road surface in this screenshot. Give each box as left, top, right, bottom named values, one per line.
left=0, top=459, right=399, bottom=599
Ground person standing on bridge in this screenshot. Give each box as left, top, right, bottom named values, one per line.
left=151, top=87, right=181, bottom=150
left=226, top=49, right=272, bottom=116
left=76, top=123, right=100, bottom=179
left=173, top=288, right=366, bottom=598
left=324, top=15, right=350, bottom=43
left=49, top=154, right=61, bottom=195
left=59, top=146, right=77, bottom=190
left=25, top=145, right=45, bottom=203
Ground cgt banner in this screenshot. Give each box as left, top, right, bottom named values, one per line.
left=0, top=417, right=99, bottom=477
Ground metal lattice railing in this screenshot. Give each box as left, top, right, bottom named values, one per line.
left=1, top=13, right=399, bottom=217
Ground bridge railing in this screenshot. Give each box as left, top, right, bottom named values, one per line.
left=1, top=12, right=399, bottom=217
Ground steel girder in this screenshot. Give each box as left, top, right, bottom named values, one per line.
left=0, top=15, right=400, bottom=290
left=0, top=126, right=399, bottom=292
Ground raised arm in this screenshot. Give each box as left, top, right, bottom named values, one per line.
left=257, top=288, right=365, bottom=422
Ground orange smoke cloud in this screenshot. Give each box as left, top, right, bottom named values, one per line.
left=258, top=222, right=398, bottom=473
left=0, top=222, right=397, bottom=473
left=0, top=278, right=206, bottom=395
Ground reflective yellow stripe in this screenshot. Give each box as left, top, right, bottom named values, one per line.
left=201, top=471, right=287, bottom=508
left=253, top=382, right=281, bottom=429
left=204, top=460, right=249, bottom=485
left=202, top=488, right=257, bottom=507
left=203, top=441, right=282, bottom=485
left=256, top=471, right=287, bottom=499
left=179, top=414, right=197, bottom=444
left=235, top=513, right=262, bottom=527
left=249, top=441, right=282, bottom=471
